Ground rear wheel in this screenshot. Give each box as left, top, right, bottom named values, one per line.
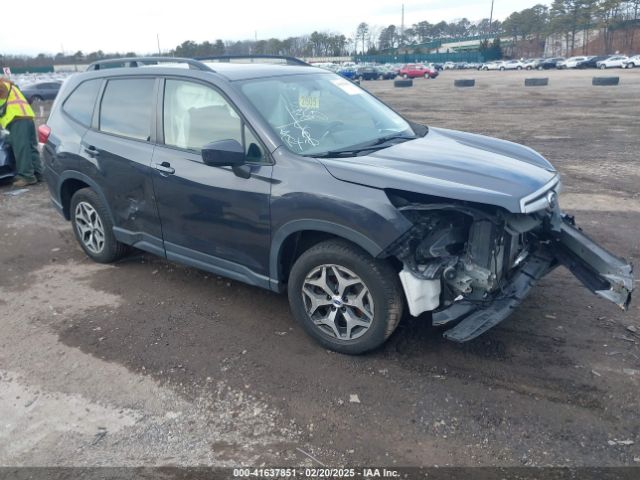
left=287, top=240, right=404, bottom=355
left=70, top=188, right=129, bottom=263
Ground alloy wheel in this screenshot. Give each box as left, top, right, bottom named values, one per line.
left=74, top=201, right=105, bottom=254
left=302, top=264, right=374, bottom=341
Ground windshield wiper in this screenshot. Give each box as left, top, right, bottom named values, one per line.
left=313, top=134, right=416, bottom=158
left=369, top=133, right=416, bottom=146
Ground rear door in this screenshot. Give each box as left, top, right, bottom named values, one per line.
left=150, top=78, right=273, bottom=284
left=81, top=76, right=163, bottom=254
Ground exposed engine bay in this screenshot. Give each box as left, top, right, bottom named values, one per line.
left=386, top=190, right=634, bottom=342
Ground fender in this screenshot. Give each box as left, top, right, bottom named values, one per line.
left=269, top=219, right=385, bottom=291
left=57, top=170, right=113, bottom=222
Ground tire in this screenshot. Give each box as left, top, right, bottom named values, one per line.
left=402, top=73, right=408, bottom=79
left=517, top=66, right=522, bottom=70
left=70, top=188, right=129, bottom=263
left=600, top=64, right=607, bottom=69
left=287, top=240, right=404, bottom=355
left=424, top=73, right=429, bottom=79
left=394, top=79, right=413, bottom=88
left=29, top=95, right=43, bottom=105
left=499, top=67, right=505, bottom=71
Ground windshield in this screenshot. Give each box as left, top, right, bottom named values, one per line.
left=239, top=73, right=415, bottom=157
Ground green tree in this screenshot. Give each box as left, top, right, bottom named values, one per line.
left=356, top=22, right=369, bottom=54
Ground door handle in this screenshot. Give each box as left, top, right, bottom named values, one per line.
left=153, top=161, right=175, bottom=174
left=84, top=145, right=99, bottom=157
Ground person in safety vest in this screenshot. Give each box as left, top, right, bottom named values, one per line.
left=0, top=77, right=43, bottom=187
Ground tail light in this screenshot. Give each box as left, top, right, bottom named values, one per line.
left=38, top=124, right=51, bottom=144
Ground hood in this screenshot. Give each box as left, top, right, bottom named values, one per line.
left=317, top=127, right=558, bottom=213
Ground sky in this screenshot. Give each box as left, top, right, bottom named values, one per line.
left=4, top=0, right=543, bottom=56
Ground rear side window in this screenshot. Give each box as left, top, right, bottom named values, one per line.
left=99, top=78, right=155, bottom=141
left=62, top=79, right=101, bottom=127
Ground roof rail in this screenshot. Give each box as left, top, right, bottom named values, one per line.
left=86, top=57, right=214, bottom=71
left=196, top=55, right=310, bottom=66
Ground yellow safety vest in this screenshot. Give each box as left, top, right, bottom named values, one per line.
left=0, top=81, right=35, bottom=129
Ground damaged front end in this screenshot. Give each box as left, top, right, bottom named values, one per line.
left=386, top=189, right=634, bottom=343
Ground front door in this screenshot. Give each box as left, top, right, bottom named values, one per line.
left=151, top=78, right=273, bottom=287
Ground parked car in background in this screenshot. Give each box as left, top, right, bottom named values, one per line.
left=597, top=55, right=628, bottom=69
left=0, top=133, right=16, bottom=182
left=523, top=58, right=543, bottom=70
left=19, top=81, right=62, bottom=104
left=623, top=55, right=640, bottom=68
left=443, top=62, right=457, bottom=70
left=538, top=57, right=565, bottom=70
left=377, top=65, right=397, bottom=79
left=480, top=61, right=502, bottom=70
left=355, top=66, right=380, bottom=81
left=575, top=56, right=608, bottom=69
left=464, top=62, right=481, bottom=70
left=499, top=60, right=524, bottom=70
left=399, top=64, right=438, bottom=79
left=337, top=67, right=357, bottom=80
left=557, top=56, right=589, bottom=69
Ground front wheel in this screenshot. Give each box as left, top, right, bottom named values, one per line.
left=288, top=240, right=404, bottom=355
left=600, top=64, right=607, bottom=69
left=70, top=188, right=129, bottom=263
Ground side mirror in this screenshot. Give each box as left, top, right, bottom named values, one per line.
left=201, top=139, right=245, bottom=167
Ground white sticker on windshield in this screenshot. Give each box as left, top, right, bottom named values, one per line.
left=330, top=78, right=362, bottom=95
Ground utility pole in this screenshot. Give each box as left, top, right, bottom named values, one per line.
left=156, top=34, right=161, bottom=55
left=400, top=4, right=405, bottom=46
left=488, top=0, right=495, bottom=38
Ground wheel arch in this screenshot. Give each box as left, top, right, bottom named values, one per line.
left=270, top=220, right=385, bottom=290
left=58, top=171, right=112, bottom=222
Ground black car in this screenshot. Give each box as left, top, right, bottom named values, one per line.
left=576, top=56, right=608, bottom=69
left=376, top=66, right=397, bottom=80
left=355, top=66, right=381, bottom=80
left=0, top=135, right=15, bottom=181
left=20, top=81, right=62, bottom=103
left=537, top=57, right=565, bottom=70
left=41, top=56, right=633, bottom=354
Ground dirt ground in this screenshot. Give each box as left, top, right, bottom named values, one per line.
left=0, top=68, right=639, bottom=468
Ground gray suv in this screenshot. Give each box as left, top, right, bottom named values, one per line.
left=41, top=56, right=634, bottom=354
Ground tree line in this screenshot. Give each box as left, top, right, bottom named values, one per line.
left=1, top=0, right=639, bottom=68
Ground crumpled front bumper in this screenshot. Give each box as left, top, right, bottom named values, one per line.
left=435, top=216, right=634, bottom=343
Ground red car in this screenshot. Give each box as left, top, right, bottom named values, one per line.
left=399, top=63, right=439, bottom=79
